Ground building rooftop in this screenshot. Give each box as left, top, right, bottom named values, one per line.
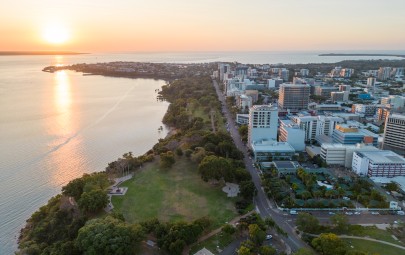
left=357, top=151, right=405, bottom=164
left=251, top=140, right=295, bottom=152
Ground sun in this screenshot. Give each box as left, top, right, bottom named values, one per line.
left=42, top=23, right=70, bottom=44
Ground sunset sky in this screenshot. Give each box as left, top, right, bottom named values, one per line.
left=1, top=0, right=405, bottom=52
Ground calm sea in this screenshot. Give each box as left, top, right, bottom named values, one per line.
left=0, top=51, right=404, bottom=254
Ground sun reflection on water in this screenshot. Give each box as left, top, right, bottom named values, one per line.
left=48, top=70, right=86, bottom=186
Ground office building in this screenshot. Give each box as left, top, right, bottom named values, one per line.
left=352, top=104, right=377, bottom=117
left=331, top=91, right=349, bottom=103
left=332, top=124, right=379, bottom=146
left=352, top=151, right=405, bottom=177
left=278, top=84, right=310, bottom=110
left=383, top=113, right=405, bottom=156
left=279, top=119, right=305, bottom=151
left=292, top=115, right=343, bottom=142
left=320, top=143, right=378, bottom=167
left=314, top=86, right=339, bottom=98
left=378, top=67, right=392, bottom=81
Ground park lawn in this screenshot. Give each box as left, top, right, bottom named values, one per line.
left=112, top=158, right=237, bottom=228
left=348, top=225, right=403, bottom=245
left=189, top=232, right=235, bottom=255
left=343, top=238, right=405, bottom=255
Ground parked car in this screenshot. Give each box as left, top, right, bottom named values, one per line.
left=266, top=235, right=273, bottom=240
left=354, top=212, right=361, bottom=215
left=345, top=212, right=353, bottom=215
left=328, top=212, right=336, bottom=215
left=290, top=210, right=298, bottom=215
left=397, top=211, right=405, bottom=215
left=371, top=212, right=380, bottom=215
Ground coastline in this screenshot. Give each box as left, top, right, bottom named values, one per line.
left=319, top=53, right=405, bottom=58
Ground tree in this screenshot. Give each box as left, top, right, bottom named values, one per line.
left=248, top=224, right=265, bottom=245
left=222, top=224, right=236, bottom=235
left=198, top=155, right=232, bottom=182
left=330, top=213, right=349, bottom=233
left=75, top=216, right=144, bottom=255
left=239, top=180, right=256, bottom=200
left=237, top=246, right=251, bottom=255
left=160, top=151, right=175, bottom=168
left=311, top=233, right=347, bottom=255
left=78, top=189, right=109, bottom=214
left=296, top=213, right=320, bottom=233
left=385, top=182, right=399, bottom=192
left=259, top=246, right=276, bottom=255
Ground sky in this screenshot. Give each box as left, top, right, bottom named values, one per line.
left=1, top=0, right=405, bottom=52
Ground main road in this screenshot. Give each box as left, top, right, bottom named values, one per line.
left=212, top=79, right=307, bottom=253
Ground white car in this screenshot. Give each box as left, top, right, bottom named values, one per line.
left=354, top=212, right=361, bottom=215
left=328, top=212, right=336, bottom=215
left=345, top=212, right=353, bottom=215
left=266, top=234, right=273, bottom=240
left=371, top=212, right=380, bottom=215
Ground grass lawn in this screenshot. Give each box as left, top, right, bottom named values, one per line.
left=112, top=158, right=237, bottom=228
left=343, top=238, right=405, bottom=255
left=348, top=225, right=403, bottom=245
left=189, top=232, right=235, bottom=255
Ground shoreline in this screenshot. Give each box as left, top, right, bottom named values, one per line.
left=319, top=53, right=405, bottom=58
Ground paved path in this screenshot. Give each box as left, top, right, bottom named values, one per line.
left=339, top=235, right=405, bottom=250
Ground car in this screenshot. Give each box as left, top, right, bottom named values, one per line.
left=328, top=212, right=336, bottom=215
left=397, top=211, right=405, bottom=215
left=290, top=210, right=298, bottom=215
left=371, top=212, right=380, bottom=215
left=266, top=234, right=273, bottom=240
left=354, top=212, right=361, bottom=215
left=345, top=212, right=353, bottom=215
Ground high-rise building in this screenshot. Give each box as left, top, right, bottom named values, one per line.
left=248, top=105, right=278, bottom=146
left=279, top=119, right=305, bottom=151
left=331, top=91, right=349, bottom=103
left=314, top=86, right=339, bottom=99
left=383, top=113, right=405, bottom=156
left=367, top=77, right=376, bottom=87
left=339, top=84, right=351, bottom=92
left=278, top=84, right=310, bottom=110
left=278, top=68, right=290, bottom=81
left=218, top=63, right=231, bottom=81
left=378, top=67, right=392, bottom=81
left=300, top=69, right=309, bottom=77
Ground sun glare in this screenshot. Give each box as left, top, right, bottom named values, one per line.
left=42, top=24, right=70, bottom=44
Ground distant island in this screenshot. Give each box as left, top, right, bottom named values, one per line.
left=0, top=51, right=88, bottom=56
left=320, top=53, right=405, bottom=58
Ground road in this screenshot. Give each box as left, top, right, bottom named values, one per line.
left=212, top=79, right=308, bottom=253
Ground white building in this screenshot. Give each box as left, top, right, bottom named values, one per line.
left=367, top=77, right=376, bottom=87
left=352, top=150, right=405, bottom=177
left=279, top=119, right=306, bottom=151
left=320, top=143, right=379, bottom=167
left=352, top=104, right=377, bottom=117
left=292, top=115, right=344, bottom=142
left=300, top=69, right=309, bottom=77
left=236, top=114, right=249, bottom=125
left=248, top=105, right=278, bottom=146
left=236, top=94, right=253, bottom=112
left=331, top=91, right=349, bottom=103
left=251, top=140, right=295, bottom=161
left=267, top=78, right=283, bottom=89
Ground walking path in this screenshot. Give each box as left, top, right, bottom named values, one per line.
left=308, top=233, right=405, bottom=250
left=339, top=235, right=405, bottom=250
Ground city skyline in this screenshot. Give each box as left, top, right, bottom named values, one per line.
left=2, top=0, right=405, bottom=52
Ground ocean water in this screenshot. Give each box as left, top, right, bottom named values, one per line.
left=0, top=51, right=404, bottom=254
